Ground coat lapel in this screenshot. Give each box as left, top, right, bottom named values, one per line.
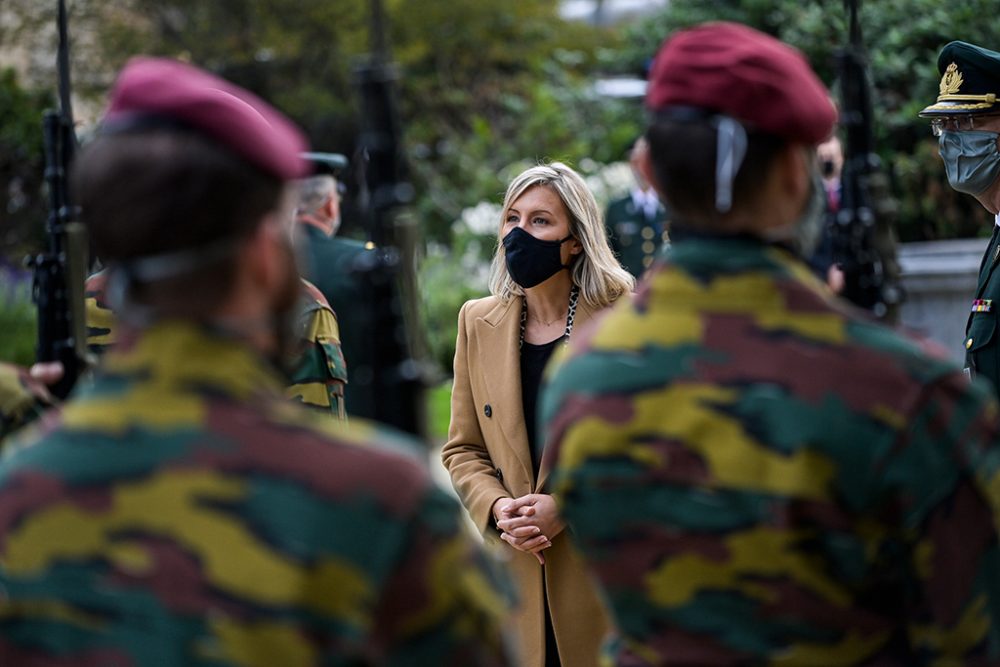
left=474, top=296, right=536, bottom=486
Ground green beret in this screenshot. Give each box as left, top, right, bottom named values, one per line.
left=920, top=41, right=1000, bottom=116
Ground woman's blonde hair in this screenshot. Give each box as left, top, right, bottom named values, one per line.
left=488, top=162, right=635, bottom=307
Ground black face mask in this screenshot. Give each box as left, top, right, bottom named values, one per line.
left=502, top=226, right=573, bottom=288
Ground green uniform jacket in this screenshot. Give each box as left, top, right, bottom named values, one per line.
left=604, top=193, right=669, bottom=278
left=0, top=322, right=510, bottom=665
left=84, top=269, right=348, bottom=419
left=542, top=236, right=1000, bottom=666
left=966, top=223, right=1000, bottom=400
left=301, top=224, right=378, bottom=420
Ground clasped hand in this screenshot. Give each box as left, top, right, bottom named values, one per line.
left=494, top=494, right=564, bottom=565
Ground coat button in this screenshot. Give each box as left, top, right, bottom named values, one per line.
left=484, top=404, right=492, bottom=418
left=967, top=338, right=974, bottom=349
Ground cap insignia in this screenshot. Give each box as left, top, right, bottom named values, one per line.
left=940, top=62, right=964, bottom=96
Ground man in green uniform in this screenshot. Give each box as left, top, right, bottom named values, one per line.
left=541, top=23, right=1000, bottom=666
left=295, top=160, right=379, bottom=419
left=0, top=57, right=510, bottom=665
left=604, top=137, right=670, bottom=278
left=920, top=41, right=1000, bottom=399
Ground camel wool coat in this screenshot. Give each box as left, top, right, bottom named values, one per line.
left=442, top=294, right=611, bottom=667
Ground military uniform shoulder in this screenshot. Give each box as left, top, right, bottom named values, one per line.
left=847, top=316, right=959, bottom=383
left=276, top=405, right=433, bottom=483
left=605, top=194, right=631, bottom=213
left=299, top=278, right=332, bottom=309
left=266, top=397, right=417, bottom=455
left=331, top=237, right=372, bottom=253
left=608, top=192, right=631, bottom=206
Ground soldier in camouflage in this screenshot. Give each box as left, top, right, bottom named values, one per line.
left=85, top=267, right=349, bottom=420
left=294, top=158, right=381, bottom=420
left=0, top=57, right=510, bottom=665
left=541, top=23, right=1000, bottom=666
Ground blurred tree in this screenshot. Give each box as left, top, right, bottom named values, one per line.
left=0, top=68, right=51, bottom=263
left=77, top=0, right=635, bottom=242
left=611, top=0, right=1000, bottom=241
left=0, top=0, right=644, bottom=376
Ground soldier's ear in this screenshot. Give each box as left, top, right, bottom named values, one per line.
left=785, top=144, right=812, bottom=205
left=241, top=219, right=273, bottom=287
left=324, top=192, right=338, bottom=219
left=766, top=143, right=812, bottom=226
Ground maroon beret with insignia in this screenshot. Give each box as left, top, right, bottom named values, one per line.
left=646, top=22, right=836, bottom=144
left=104, top=57, right=308, bottom=179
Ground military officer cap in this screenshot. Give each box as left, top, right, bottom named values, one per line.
left=103, top=57, right=309, bottom=179
left=302, top=152, right=348, bottom=176
left=919, top=41, right=1000, bottom=117
left=646, top=21, right=836, bottom=144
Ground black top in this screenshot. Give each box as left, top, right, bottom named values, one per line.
left=520, top=336, right=564, bottom=477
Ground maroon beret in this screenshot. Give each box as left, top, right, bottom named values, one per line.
left=646, top=22, right=836, bottom=144
left=104, top=57, right=308, bottom=180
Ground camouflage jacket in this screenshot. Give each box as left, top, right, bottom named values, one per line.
left=0, top=322, right=510, bottom=666
left=541, top=236, right=1000, bottom=666
left=300, top=225, right=378, bottom=420
left=85, top=270, right=349, bottom=419
left=0, top=363, right=55, bottom=441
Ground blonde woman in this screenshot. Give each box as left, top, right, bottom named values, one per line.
left=442, top=162, right=634, bottom=667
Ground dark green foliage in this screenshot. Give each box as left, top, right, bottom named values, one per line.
left=614, top=0, right=1000, bottom=241
left=0, top=68, right=50, bottom=261
left=0, top=272, right=37, bottom=367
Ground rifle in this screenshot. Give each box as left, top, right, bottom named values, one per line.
left=27, top=0, right=90, bottom=399
left=833, top=0, right=902, bottom=320
left=353, top=0, right=425, bottom=436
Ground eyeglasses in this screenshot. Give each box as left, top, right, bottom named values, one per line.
left=929, top=115, right=1000, bottom=136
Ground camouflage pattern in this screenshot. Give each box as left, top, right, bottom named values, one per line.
left=287, top=279, right=349, bottom=419
left=0, top=363, right=55, bottom=441
left=541, top=236, right=1000, bottom=666
left=84, top=270, right=117, bottom=355
left=300, top=224, right=378, bottom=420
left=0, top=322, right=510, bottom=666
left=85, top=270, right=349, bottom=419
